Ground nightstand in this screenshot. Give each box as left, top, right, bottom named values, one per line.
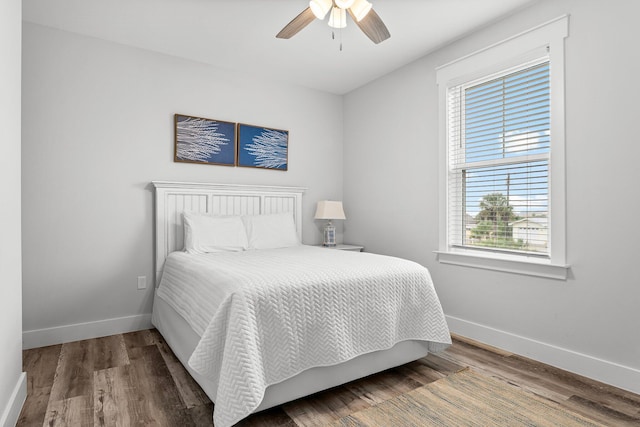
left=316, top=244, right=364, bottom=252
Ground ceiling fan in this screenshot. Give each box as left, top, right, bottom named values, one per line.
left=276, top=0, right=390, bottom=45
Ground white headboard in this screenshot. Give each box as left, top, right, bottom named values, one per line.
left=152, top=181, right=306, bottom=285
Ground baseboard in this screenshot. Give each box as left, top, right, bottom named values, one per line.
left=0, top=372, right=26, bottom=427
left=22, top=314, right=153, bottom=349
left=446, top=315, right=640, bottom=395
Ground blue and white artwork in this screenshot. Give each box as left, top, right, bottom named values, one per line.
left=174, top=114, right=236, bottom=166
left=238, top=124, right=288, bottom=170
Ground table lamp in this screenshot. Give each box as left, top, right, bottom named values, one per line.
left=314, top=200, right=346, bottom=247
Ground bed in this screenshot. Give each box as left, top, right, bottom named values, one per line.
left=150, top=181, right=451, bottom=427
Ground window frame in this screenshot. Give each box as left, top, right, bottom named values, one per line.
left=435, top=16, right=569, bottom=280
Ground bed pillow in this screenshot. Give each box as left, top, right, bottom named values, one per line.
left=183, top=212, right=249, bottom=254
left=242, top=212, right=300, bottom=250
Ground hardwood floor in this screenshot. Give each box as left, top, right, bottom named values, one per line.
left=17, top=330, right=640, bottom=426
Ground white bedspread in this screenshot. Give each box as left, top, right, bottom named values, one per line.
left=156, top=245, right=451, bottom=427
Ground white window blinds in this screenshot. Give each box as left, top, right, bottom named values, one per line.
left=447, top=60, right=550, bottom=256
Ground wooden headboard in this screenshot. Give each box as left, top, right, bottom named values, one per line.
left=152, top=181, right=306, bottom=285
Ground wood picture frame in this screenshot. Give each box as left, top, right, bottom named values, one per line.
left=237, top=123, right=288, bottom=171
left=174, top=114, right=236, bottom=166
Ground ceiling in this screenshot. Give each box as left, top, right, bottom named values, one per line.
left=22, top=0, right=537, bottom=94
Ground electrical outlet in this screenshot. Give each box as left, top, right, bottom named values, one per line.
left=137, top=276, right=147, bottom=290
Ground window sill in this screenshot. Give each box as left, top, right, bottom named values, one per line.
left=435, top=250, right=569, bottom=280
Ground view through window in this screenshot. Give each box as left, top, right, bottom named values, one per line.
left=448, top=61, right=550, bottom=256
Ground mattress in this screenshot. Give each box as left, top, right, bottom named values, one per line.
left=155, top=245, right=451, bottom=427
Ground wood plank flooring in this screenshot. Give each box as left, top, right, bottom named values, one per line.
left=17, top=330, right=640, bottom=426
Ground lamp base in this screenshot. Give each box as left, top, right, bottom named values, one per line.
left=322, top=222, right=336, bottom=247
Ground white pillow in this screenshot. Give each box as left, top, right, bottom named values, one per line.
left=242, top=212, right=300, bottom=250
left=183, top=212, right=249, bottom=254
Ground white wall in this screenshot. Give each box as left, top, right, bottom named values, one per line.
left=344, top=0, right=640, bottom=393
left=0, top=0, right=26, bottom=425
left=21, top=23, right=344, bottom=347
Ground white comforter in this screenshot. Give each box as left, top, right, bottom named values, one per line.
left=156, top=245, right=451, bottom=427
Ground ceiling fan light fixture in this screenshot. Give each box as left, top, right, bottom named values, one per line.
left=328, top=7, right=347, bottom=29
left=277, top=0, right=389, bottom=45
left=334, top=0, right=355, bottom=9
left=350, top=0, right=373, bottom=21
left=309, top=0, right=332, bottom=20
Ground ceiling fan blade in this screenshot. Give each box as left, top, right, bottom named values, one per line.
left=348, top=8, right=390, bottom=44
left=276, top=7, right=316, bottom=39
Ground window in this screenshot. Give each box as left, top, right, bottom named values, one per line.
left=450, top=60, right=550, bottom=255
left=436, top=16, right=569, bottom=279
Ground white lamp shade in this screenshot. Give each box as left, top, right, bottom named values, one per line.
left=309, top=0, right=332, bottom=19
left=315, top=201, right=346, bottom=220
left=350, top=0, right=372, bottom=21
left=335, top=0, right=355, bottom=8
left=328, top=7, right=347, bottom=28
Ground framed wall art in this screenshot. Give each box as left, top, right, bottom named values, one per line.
left=174, top=114, right=236, bottom=166
left=237, top=123, right=288, bottom=171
